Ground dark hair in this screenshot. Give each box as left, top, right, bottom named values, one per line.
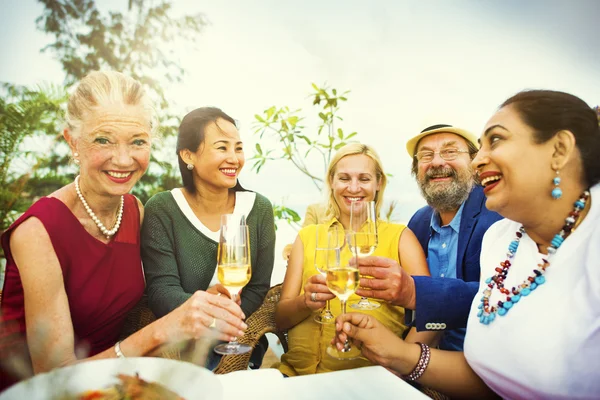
left=410, top=137, right=479, bottom=176
left=501, top=90, right=600, bottom=187
left=176, top=107, right=246, bottom=193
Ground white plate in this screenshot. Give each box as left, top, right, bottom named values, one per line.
left=0, top=357, right=222, bottom=399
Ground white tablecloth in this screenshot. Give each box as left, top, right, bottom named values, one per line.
left=217, top=366, right=430, bottom=400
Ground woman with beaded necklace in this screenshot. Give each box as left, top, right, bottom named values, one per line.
left=0, top=71, right=247, bottom=391
left=332, top=90, right=600, bottom=399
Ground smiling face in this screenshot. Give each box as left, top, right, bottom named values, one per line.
left=185, top=118, right=245, bottom=191
left=472, top=105, right=556, bottom=220
left=70, top=103, right=151, bottom=197
left=415, top=132, right=475, bottom=212
left=331, top=154, right=381, bottom=221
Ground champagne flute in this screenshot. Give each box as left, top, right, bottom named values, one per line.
left=313, top=225, right=342, bottom=324
left=325, top=263, right=361, bottom=360
left=347, top=201, right=380, bottom=310
left=214, top=214, right=252, bottom=355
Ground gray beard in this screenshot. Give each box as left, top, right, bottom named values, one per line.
left=418, top=166, right=474, bottom=213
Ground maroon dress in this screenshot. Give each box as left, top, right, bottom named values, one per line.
left=0, top=195, right=145, bottom=391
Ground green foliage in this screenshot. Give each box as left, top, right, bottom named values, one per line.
left=383, top=199, right=398, bottom=222
left=0, top=83, right=68, bottom=234
left=251, top=83, right=358, bottom=192
left=272, top=204, right=302, bottom=231
left=252, top=84, right=361, bottom=228
left=251, top=83, right=399, bottom=226
left=36, top=0, right=207, bottom=109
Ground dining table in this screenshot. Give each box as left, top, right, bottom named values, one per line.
left=217, top=365, right=431, bottom=400
left=0, top=357, right=431, bottom=399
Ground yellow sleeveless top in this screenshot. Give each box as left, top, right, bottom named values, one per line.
left=278, top=219, right=407, bottom=376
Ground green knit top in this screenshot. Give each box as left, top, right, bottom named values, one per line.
left=141, top=189, right=276, bottom=319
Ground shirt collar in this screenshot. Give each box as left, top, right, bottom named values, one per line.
left=430, top=201, right=465, bottom=233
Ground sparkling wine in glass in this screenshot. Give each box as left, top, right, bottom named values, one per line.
left=313, top=225, right=342, bottom=324
left=325, top=264, right=362, bottom=360
left=214, top=214, right=252, bottom=355
left=347, top=201, right=380, bottom=310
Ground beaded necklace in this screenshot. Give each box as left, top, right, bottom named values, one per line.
left=478, top=190, right=590, bottom=325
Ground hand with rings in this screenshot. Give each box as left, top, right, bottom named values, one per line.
left=304, top=274, right=335, bottom=311
left=158, top=290, right=247, bottom=343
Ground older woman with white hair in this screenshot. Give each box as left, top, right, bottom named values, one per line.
left=0, top=71, right=246, bottom=391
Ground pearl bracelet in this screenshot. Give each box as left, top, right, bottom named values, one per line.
left=114, top=341, right=125, bottom=358
left=402, top=342, right=430, bottom=381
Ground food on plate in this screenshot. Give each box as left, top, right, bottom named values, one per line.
left=77, top=373, right=184, bottom=400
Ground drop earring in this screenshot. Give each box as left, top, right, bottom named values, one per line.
left=551, top=169, right=562, bottom=199
left=73, top=152, right=80, bottom=165
left=187, top=163, right=194, bottom=171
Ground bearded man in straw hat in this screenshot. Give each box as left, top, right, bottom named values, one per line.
left=355, top=124, right=502, bottom=351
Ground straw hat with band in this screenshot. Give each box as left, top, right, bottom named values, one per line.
left=406, top=124, right=479, bottom=157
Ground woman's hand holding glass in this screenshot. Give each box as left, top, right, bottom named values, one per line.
left=325, top=262, right=362, bottom=360
left=159, top=290, right=247, bottom=343
left=206, top=283, right=242, bottom=306
left=333, top=312, right=411, bottom=375
left=213, top=214, right=253, bottom=355
left=313, top=225, right=343, bottom=324
left=304, top=274, right=336, bottom=311
left=347, top=200, right=380, bottom=310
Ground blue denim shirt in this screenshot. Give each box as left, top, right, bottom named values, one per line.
left=428, top=202, right=466, bottom=351
left=428, top=202, right=464, bottom=279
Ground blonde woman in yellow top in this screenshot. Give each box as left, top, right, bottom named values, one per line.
left=275, top=143, right=432, bottom=376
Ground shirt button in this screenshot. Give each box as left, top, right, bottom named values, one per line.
left=442, top=243, right=447, bottom=248
left=440, top=273, right=445, bottom=277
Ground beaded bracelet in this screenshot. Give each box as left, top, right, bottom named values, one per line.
left=402, top=342, right=431, bottom=381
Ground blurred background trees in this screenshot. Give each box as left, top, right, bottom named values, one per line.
left=0, top=83, right=67, bottom=233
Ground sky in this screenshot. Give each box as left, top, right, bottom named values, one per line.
left=1, top=0, right=599, bottom=282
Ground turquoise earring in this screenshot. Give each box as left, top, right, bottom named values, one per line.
left=551, top=170, right=562, bottom=199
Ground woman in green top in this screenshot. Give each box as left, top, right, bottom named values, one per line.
left=141, top=107, right=276, bottom=368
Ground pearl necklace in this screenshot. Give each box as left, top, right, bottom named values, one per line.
left=477, top=190, right=590, bottom=325
left=74, top=175, right=124, bottom=240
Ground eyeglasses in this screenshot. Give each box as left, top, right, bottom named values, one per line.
left=414, top=148, right=470, bottom=163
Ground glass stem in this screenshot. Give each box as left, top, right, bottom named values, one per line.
left=228, top=293, right=240, bottom=346
left=340, top=299, right=351, bottom=352
left=325, top=299, right=331, bottom=312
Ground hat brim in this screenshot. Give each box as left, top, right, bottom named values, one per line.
left=406, top=127, right=479, bottom=157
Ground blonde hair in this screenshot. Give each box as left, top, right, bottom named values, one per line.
left=325, top=143, right=387, bottom=220
left=66, top=70, right=157, bottom=138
